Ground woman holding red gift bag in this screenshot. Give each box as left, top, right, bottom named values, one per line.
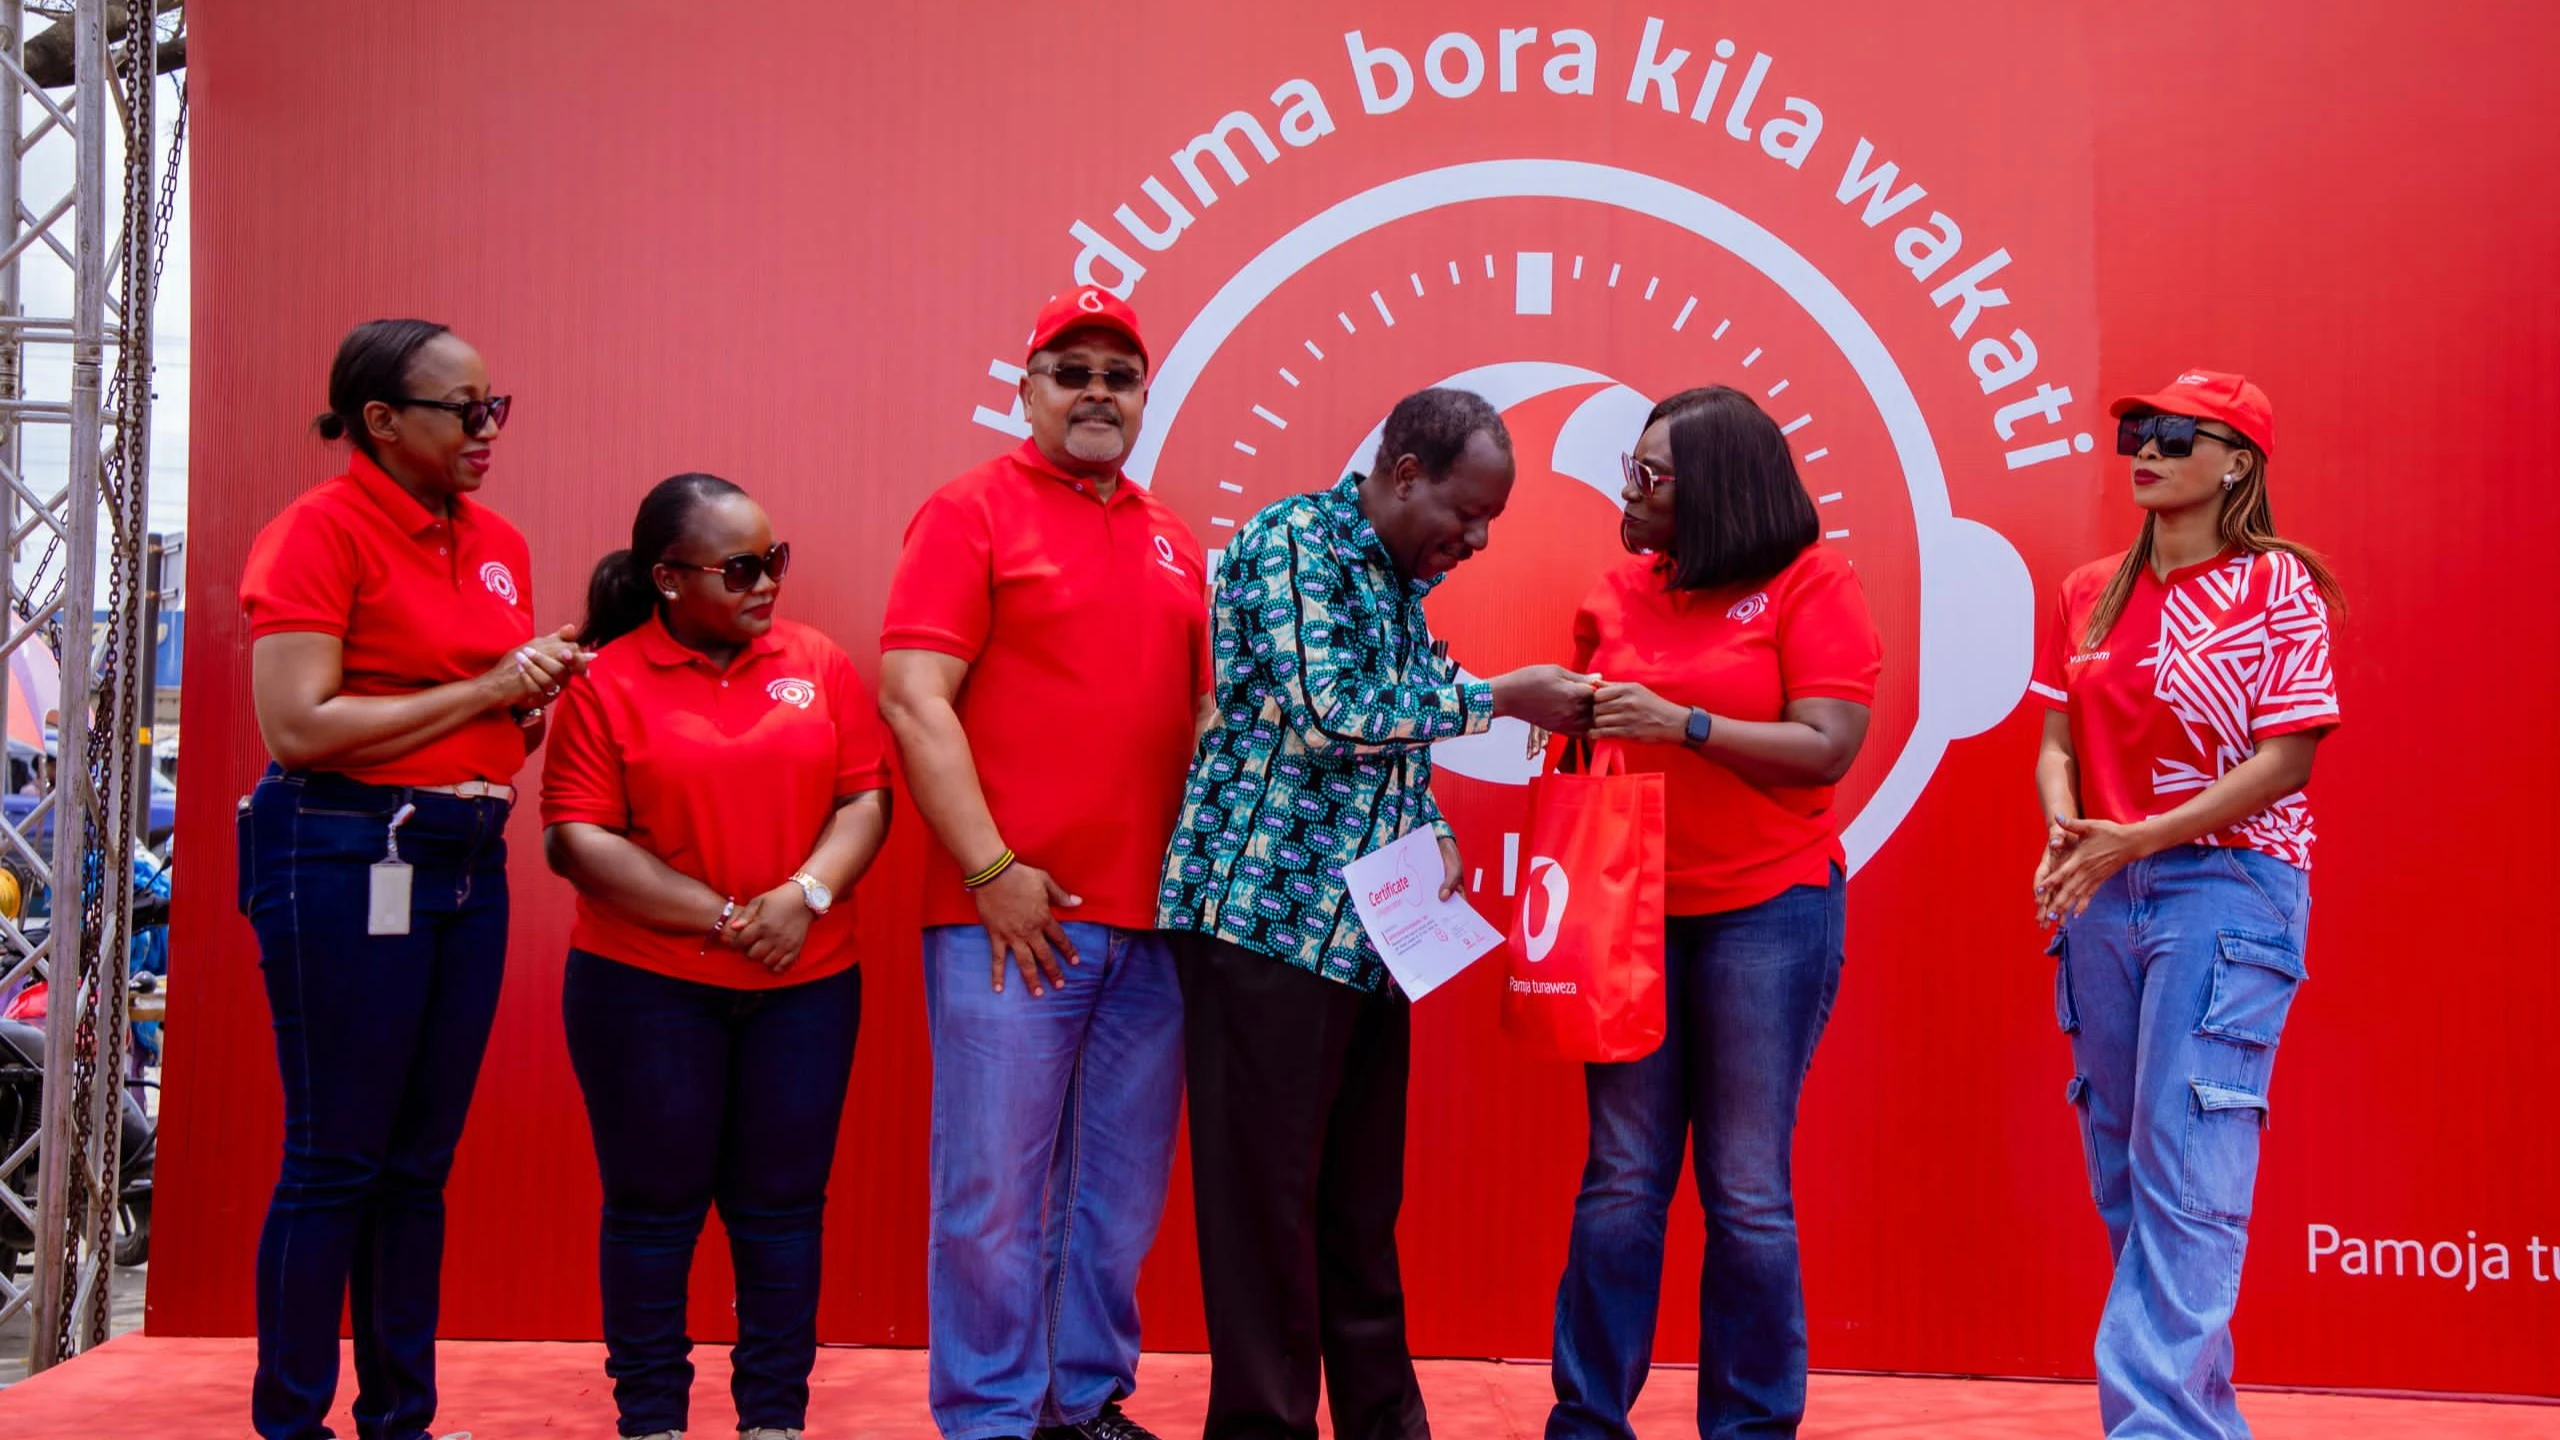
left=1545, top=386, right=1882, bottom=1440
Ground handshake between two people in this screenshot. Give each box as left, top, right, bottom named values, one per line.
left=1488, top=664, right=1692, bottom=746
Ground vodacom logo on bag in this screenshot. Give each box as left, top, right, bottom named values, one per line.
left=963, top=12, right=2094, bottom=889
left=1520, top=856, right=1571, bottom=963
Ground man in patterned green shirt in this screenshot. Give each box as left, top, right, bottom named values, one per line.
left=1159, top=387, right=1592, bottom=1440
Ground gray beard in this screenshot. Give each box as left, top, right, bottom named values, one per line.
left=1065, top=426, right=1126, bottom=465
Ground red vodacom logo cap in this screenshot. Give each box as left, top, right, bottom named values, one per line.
left=1026, top=286, right=1149, bottom=368
left=2109, top=368, right=2275, bottom=457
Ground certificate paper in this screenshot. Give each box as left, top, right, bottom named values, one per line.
left=1342, top=827, right=1505, bottom=1000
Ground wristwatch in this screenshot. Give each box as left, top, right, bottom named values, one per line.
left=788, top=871, right=833, bottom=916
left=1684, top=708, right=1713, bottom=747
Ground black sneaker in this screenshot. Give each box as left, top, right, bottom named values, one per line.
left=1077, top=1404, right=1163, bottom=1440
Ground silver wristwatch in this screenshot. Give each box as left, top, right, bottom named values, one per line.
left=788, top=871, right=833, bottom=915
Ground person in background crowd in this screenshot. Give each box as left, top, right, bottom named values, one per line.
left=1160, top=387, right=1595, bottom=1440
left=543, top=473, right=893, bottom=1440
left=1544, top=386, right=1881, bottom=1440
left=878, top=288, right=1206, bottom=1440
left=238, top=318, right=585, bottom=1440
left=2033, top=371, right=2341, bottom=1440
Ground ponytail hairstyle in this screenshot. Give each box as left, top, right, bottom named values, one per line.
left=580, top=472, right=748, bottom=650
left=313, top=318, right=451, bottom=456
left=2080, top=442, right=2345, bottom=648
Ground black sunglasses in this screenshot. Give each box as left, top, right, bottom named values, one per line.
left=1030, top=363, right=1145, bottom=394
left=666, top=541, right=791, bottom=593
left=2116, top=413, right=2249, bottom=459
left=394, top=394, right=512, bottom=436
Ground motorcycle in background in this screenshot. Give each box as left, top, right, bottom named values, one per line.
left=0, top=848, right=167, bottom=1277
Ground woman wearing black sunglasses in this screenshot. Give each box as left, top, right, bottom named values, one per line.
left=2031, top=371, right=2342, bottom=1437
left=540, top=473, right=893, bottom=1440
left=237, top=318, right=580, bottom=1440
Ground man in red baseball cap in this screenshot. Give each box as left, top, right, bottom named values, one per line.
left=879, top=287, right=1207, bottom=1440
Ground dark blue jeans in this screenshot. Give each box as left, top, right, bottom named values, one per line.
left=238, top=768, right=513, bottom=1440
left=562, top=949, right=863, bottom=1437
left=1548, top=869, right=1846, bottom=1440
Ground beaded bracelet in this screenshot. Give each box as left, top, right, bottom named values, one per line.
left=962, top=848, right=1017, bottom=890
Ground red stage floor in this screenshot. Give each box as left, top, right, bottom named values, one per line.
left=2, top=1336, right=2552, bottom=1438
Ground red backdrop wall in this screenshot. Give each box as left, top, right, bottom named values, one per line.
left=153, top=0, right=2560, bottom=1397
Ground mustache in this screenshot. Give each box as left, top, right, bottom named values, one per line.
left=1071, top=405, right=1122, bottom=425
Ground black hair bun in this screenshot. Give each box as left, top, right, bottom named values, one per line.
left=313, top=411, right=347, bottom=441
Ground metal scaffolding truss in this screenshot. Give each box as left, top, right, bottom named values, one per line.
left=0, top=0, right=181, bottom=1373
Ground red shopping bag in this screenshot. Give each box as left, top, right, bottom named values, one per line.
left=1503, top=738, right=1667, bottom=1062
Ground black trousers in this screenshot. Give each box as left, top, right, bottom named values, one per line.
left=1177, top=934, right=1431, bottom=1440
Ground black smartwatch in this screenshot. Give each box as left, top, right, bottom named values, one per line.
left=1684, top=707, right=1713, bottom=747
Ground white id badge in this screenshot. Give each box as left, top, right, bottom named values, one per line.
left=369, top=861, right=414, bottom=936
left=369, top=801, right=420, bottom=936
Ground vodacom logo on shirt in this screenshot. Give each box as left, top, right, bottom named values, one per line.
left=478, top=561, right=519, bottom=605
left=1520, top=856, right=1571, bottom=963
left=766, top=677, right=817, bottom=710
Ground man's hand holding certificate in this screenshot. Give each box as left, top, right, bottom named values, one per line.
left=1341, top=827, right=1505, bottom=1000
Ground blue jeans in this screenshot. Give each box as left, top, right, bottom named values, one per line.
left=921, top=923, right=1186, bottom=1440
left=561, top=950, right=863, bottom=1437
left=2057, top=844, right=2310, bottom=1440
left=238, top=768, right=512, bottom=1440
left=1549, top=869, right=1846, bottom=1440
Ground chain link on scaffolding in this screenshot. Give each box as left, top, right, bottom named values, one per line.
left=0, top=0, right=173, bottom=1372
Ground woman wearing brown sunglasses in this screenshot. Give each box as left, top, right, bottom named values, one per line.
left=2031, top=370, right=2342, bottom=1437
left=237, top=318, right=580, bottom=1440
left=540, top=472, right=893, bottom=1440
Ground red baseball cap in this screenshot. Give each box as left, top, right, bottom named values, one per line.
left=1026, top=287, right=1148, bottom=369
left=2109, top=368, right=2274, bottom=457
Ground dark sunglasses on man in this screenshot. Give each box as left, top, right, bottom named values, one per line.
left=1030, top=363, right=1145, bottom=395
left=2116, top=412, right=2249, bottom=459
left=393, top=394, right=512, bottom=436
left=666, top=541, right=792, bottom=593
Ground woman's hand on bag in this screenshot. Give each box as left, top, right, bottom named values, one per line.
left=1591, top=682, right=1690, bottom=746
left=2035, top=816, right=2160, bottom=922
left=1437, top=834, right=1465, bottom=901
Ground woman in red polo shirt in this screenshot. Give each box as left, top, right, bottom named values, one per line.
left=2031, top=371, right=2341, bottom=1438
left=541, top=472, right=892, bottom=1440
left=238, top=318, right=587, bottom=1440
left=1543, top=385, right=1881, bottom=1440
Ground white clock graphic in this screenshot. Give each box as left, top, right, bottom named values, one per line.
left=1123, top=159, right=2032, bottom=875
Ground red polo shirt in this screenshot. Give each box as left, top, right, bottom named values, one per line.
left=1574, top=545, right=1882, bottom=916
left=541, top=615, right=892, bottom=988
left=239, top=451, right=537, bottom=787
left=881, top=440, right=1210, bottom=930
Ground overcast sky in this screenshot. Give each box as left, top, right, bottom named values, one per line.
left=14, top=73, right=192, bottom=563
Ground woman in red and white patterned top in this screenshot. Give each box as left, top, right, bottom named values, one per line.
left=2030, top=369, right=2342, bottom=1439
